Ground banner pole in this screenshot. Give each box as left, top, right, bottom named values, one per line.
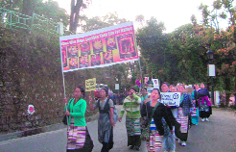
left=138, top=58, right=143, bottom=93
left=62, top=72, right=69, bottom=131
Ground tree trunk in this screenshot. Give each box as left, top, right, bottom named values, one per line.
left=22, top=0, right=37, bottom=16
left=69, top=0, right=75, bottom=32
left=69, top=0, right=83, bottom=33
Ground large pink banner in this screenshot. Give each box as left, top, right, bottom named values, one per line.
left=59, top=22, right=138, bottom=72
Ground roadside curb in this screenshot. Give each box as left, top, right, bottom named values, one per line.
left=0, top=112, right=99, bottom=142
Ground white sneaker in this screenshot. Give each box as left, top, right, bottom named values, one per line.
left=182, top=141, right=186, bottom=146
left=205, top=118, right=209, bottom=121
left=201, top=118, right=205, bottom=121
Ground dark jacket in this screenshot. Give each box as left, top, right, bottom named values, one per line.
left=197, top=89, right=210, bottom=98
left=141, top=102, right=173, bottom=135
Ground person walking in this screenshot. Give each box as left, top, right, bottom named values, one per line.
left=191, top=84, right=200, bottom=125
left=119, top=87, right=142, bottom=151
left=64, top=86, right=93, bottom=152
left=175, top=85, right=194, bottom=146
left=140, top=88, right=149, bottom=139
left=89, top=87, right=115, bottom=152
left=197, top=83, right=212, bottom=122
left=141, top=88, right=174, bottom=152
left=161, top=83, right=177, bottom=152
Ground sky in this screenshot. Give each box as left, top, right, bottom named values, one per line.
left=55, top=0, right=227, bottom=33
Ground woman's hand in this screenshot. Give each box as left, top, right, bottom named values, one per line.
left=118, top=117, right=122, bottom=122
left=143, top=96, right=151, bottom=105
left=65, top=110, right=70, bottom=116
left=64, top=98, right=68, bottom=104
left=143, top=99, right=148, bottom=105
left=111, top=121, right=115, bottom=127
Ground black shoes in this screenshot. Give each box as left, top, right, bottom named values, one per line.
left=133, top=146, right=140, bottom=151
left=129, top=145, right=134, bottom=149
left=129, top=145, right=140, bottom=151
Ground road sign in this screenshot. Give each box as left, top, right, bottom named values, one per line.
left=115, top=84, right=119, bottom=90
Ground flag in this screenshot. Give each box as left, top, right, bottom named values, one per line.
left=136, top=77, right=142, bottom=88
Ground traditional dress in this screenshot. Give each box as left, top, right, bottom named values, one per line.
left=94, top=97, right=114, bottom=152
left=120, top=94, right=142, bottom=148
left=141, top=101, right=173, bottom=152
left=176, top=93, right=194, bottom=142
left=197, top=89, right=212, bottom=119
left=191, top=90, right=199, bottom=125
left=65, top=98, right=88, bottom=152
left=140, top=94, right=148, bottom=132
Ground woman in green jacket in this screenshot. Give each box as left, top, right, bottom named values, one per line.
left=64, top=86, right=90, bottom=152
left=119, top=87, right=142, bottom=151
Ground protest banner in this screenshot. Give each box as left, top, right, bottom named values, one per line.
left=85, top=78, right=96, bottom=92
left=160, top=92, right=181, bottom=107
left=59, top=22, right=138, bottom=72
left=152, top=79, right=159, bottom=89
left=144, top=77, right=149, bottom=84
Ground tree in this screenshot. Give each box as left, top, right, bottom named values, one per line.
left=170, top=24, right=208, bottom=84
left=69, top=0, right=90, bottom=33
left=135, top=14, right=145, bottom=28
left=82, top=12, right=127, bottom=32
left=35, top=0, right=70, bottom=27
left=137, top=17, right=179, bottom=84
left=198, top=0, right=236, bottom=106
left=22, top=0, right=40, bottom=16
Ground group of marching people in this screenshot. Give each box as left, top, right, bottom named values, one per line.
left=139, top=82, right=212, bottom=152
left=63, top=82, right=212, bottom=152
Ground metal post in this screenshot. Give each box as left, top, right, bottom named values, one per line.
left=138, top=58, right=143, bottom=92
left=9, top=11, right=12, bottom=29
left=211, top=77, right=214, bottom=105
left=31, top=13, right=34, bottom=31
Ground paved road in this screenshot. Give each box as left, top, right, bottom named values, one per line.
left=0, top=106, right=236, bottom=152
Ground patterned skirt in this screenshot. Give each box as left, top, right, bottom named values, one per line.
left=176, top=108, right=188, bottom=133
left=67, top=119, right=86, bottom=150
left=146, top=130, right=163, bottom=152
left=191, top=107, right=199, bottom=125
left=126, top=118, right=141, bottom=136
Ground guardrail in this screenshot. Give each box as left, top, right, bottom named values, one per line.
left=0, top=7, right=73, bottom=35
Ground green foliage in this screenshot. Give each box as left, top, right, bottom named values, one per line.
left=137, top=17, right=180, bottom=84
left=82, top=12, right=128, bottom=32
left=170, top=24, right=208, bottom=84
left=230, top=105, right=236, bottom=110
left=35, top=0, right=70, bottom=27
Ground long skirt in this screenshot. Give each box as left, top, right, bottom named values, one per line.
left=200, top=106, right=212, bottom=118
left=126, top=117, right=141, bottom=147
left=176, top=108, right=189, bottom=141
left=191, top=107, right=199, bottom=125
left=98, top=113, right=114, bottom=151
left=146, top=130, right=163, bottom=152
left=67, top=124, right=86, bottom=151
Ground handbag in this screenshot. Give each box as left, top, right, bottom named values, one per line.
left=141, top=102, right=159, bottom=141
left=98, top=98, right=119, bottom=123
left=62, top=99, right=73, bottom=125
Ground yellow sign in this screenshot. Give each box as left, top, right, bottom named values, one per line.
left=85, top=78, right=96, bottom=92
